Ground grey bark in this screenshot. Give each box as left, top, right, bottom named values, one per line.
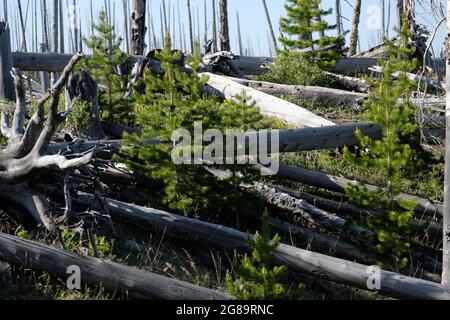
left=0, top=22, right=15, bottom=101
left=219, top=0, right=230, bottom=51
left=0, top=232, right=232, bottom=300
left=348, top=0, right=362, bottom=56
left=131, top=0, right=147, bottom=55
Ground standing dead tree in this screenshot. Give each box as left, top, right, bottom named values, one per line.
left=442, top=0, right=450, bottom=287
left=262, top=0, right=277, bottom=52
left=219, top=0, right=230, bottom=51
left=131, top=0, right=147, bottom=56
left=348, top=0, right=362, bottom=56
left=0, top=21, right=15, bottom=101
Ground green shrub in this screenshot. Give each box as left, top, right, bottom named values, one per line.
left=256, top=52, right=329, bottom=86
left=116, top=39, right=280, bottom=217
left=81, top=10, right=134, bottom=126
left=279, top=0, right=344, bottom=69
left=225, top=211, right=305, bottom=300
left=343, top=19, right=419, bottom=269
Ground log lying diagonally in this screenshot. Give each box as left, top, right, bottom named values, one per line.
left=225, top=77, right=368, bottom=110
left=0, top=232, right=232, bottom=300
left=0, top=53, right=93, bottom=231
left=241, top=183, right=371, bottom=241
left=203, top=72, right=335, bottom=128
left=254, top=164, right=444, bottom=217
left=272, top=184, right=443, bottom=236
left=75, top=193, right=450, bottom=300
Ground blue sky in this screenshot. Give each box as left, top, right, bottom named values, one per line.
left=2, top=0, right=447, bottom=56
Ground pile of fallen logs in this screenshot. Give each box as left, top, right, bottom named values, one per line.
left=0, top=20, right=447, bottom=300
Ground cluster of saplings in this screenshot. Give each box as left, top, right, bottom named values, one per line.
left=62, top=0, right=430, bottom=298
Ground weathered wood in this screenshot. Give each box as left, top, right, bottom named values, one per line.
left=442, top=0, right=450, bottom=287
left=243, top=183, right=371, bottom=240
left=0, top=22, right=14, bottom=101
left=219, top=0, right=230, bottom=52
left=75, top=192, right=450, bottom=300
left=226, top=77, right=368, bottom=109
left=131, top=0, right=147, bottom=56
left=0, top=232, right=232, bottom=300
left=269, top=217, right=374, bottom=263
left=348, top=0, right=362, bottom=57
left=254, top=164, right=444, bottom=217
left=272, top=184, right=443, bottom=236
left=324, top=72, right=369, bottom=93
left=203, top=72, right=335, bottom=128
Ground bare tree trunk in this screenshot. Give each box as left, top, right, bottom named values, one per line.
left=123, top=0, right=130, bottom=54
left=131, top=0, right=147, bottom=55
left=442, top=0, right=450, bottom=287
left=0, top=21, right=15, bottom=101
left=39, top=43, right=50, bottom=93
left=397, top=0, right=404, bottom=27
left=17, top=0, right=27, bottom=52
left=42, top=0, right=50, bottom=47
left=51, top=0, right=59, bottom=83
left=72, top=0, right=78, bottom=52
left=335, top=0, right=342, bottom=36
left=262, top=0, right=277, bottom=52
left=219, top=0, right=230, bottom=51
left=187, top=0, right=193, bottom=53
left=348, top=0, right=362, bottom=56
left=236, top=11, right=242, bottom=55
left=59, top=0, right=64, bottom=53
left=212, top=0, right=217, bottom=52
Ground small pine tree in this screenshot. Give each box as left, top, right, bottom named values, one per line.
left=279, top=0, right=344, bottom=69
left=343, top=19, right=419, bottom=269
left=116, top=38, right=279, bottom=216
left=226, top=210, right=305, bottom=300
left=81, top=10, right=134, bottom=125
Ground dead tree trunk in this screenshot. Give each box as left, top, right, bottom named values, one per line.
left=0, top=21, right=14, bottom=101
left=442, top=0, right=450, bottom=287
left=51, top=0, right=59, bottom=84
left=254, top=164, right=444, bottom=217
left=335, top=0, right=342, bottom=36
left=187, top=0, right=194, bottom=53
left=39, top=43, right=50, bottom=93
left=348, top=0, right=362, bottom=56
left=131, top=0, right=147, bottom=56
left=262, top=0, right=277, bottom=52
left=0, top=53, right=91, bottom=231
left=74, top=192, right=450, bottom=300
left=0, top=232, right=232, bottom=300
left=212, top=0, right=217, bottom=52
left=219, top=0, right=230, bottom=51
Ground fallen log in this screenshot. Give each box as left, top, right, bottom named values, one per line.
left=242, top=183, right=371, bottom=240
left=224, top=77, right=368, bottom=110
left=269, top=217, right=373, bottom=263
left=324, top=72, right=370, bottom=93
left=203, top=72, right=335, bottom=128
left=272, top=185, right=443, bottom=236
left=74, top=193, right=450, bottom=300
left=0, top=232, right=232, bottom=300
left=254, top=164, right=444, bottom=217
left=332, top=58, right=378, bottom=74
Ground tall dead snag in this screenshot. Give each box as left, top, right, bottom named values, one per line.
left=0, top=53, right=90, bottom=231
left=187, top=0, right=194, bottom=53
left=262, top=0, right=277, bottom=52
left=131, top=0, right=147, bottom=56
left=219, top=0, right=230, bottom=51
left=348, top=0, right=361, bottom=56
left=0, top=22, right=14, bottom=101
left=212, top=0, right=217, bottom=52
left=442, top=0, right=450, bottom=287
